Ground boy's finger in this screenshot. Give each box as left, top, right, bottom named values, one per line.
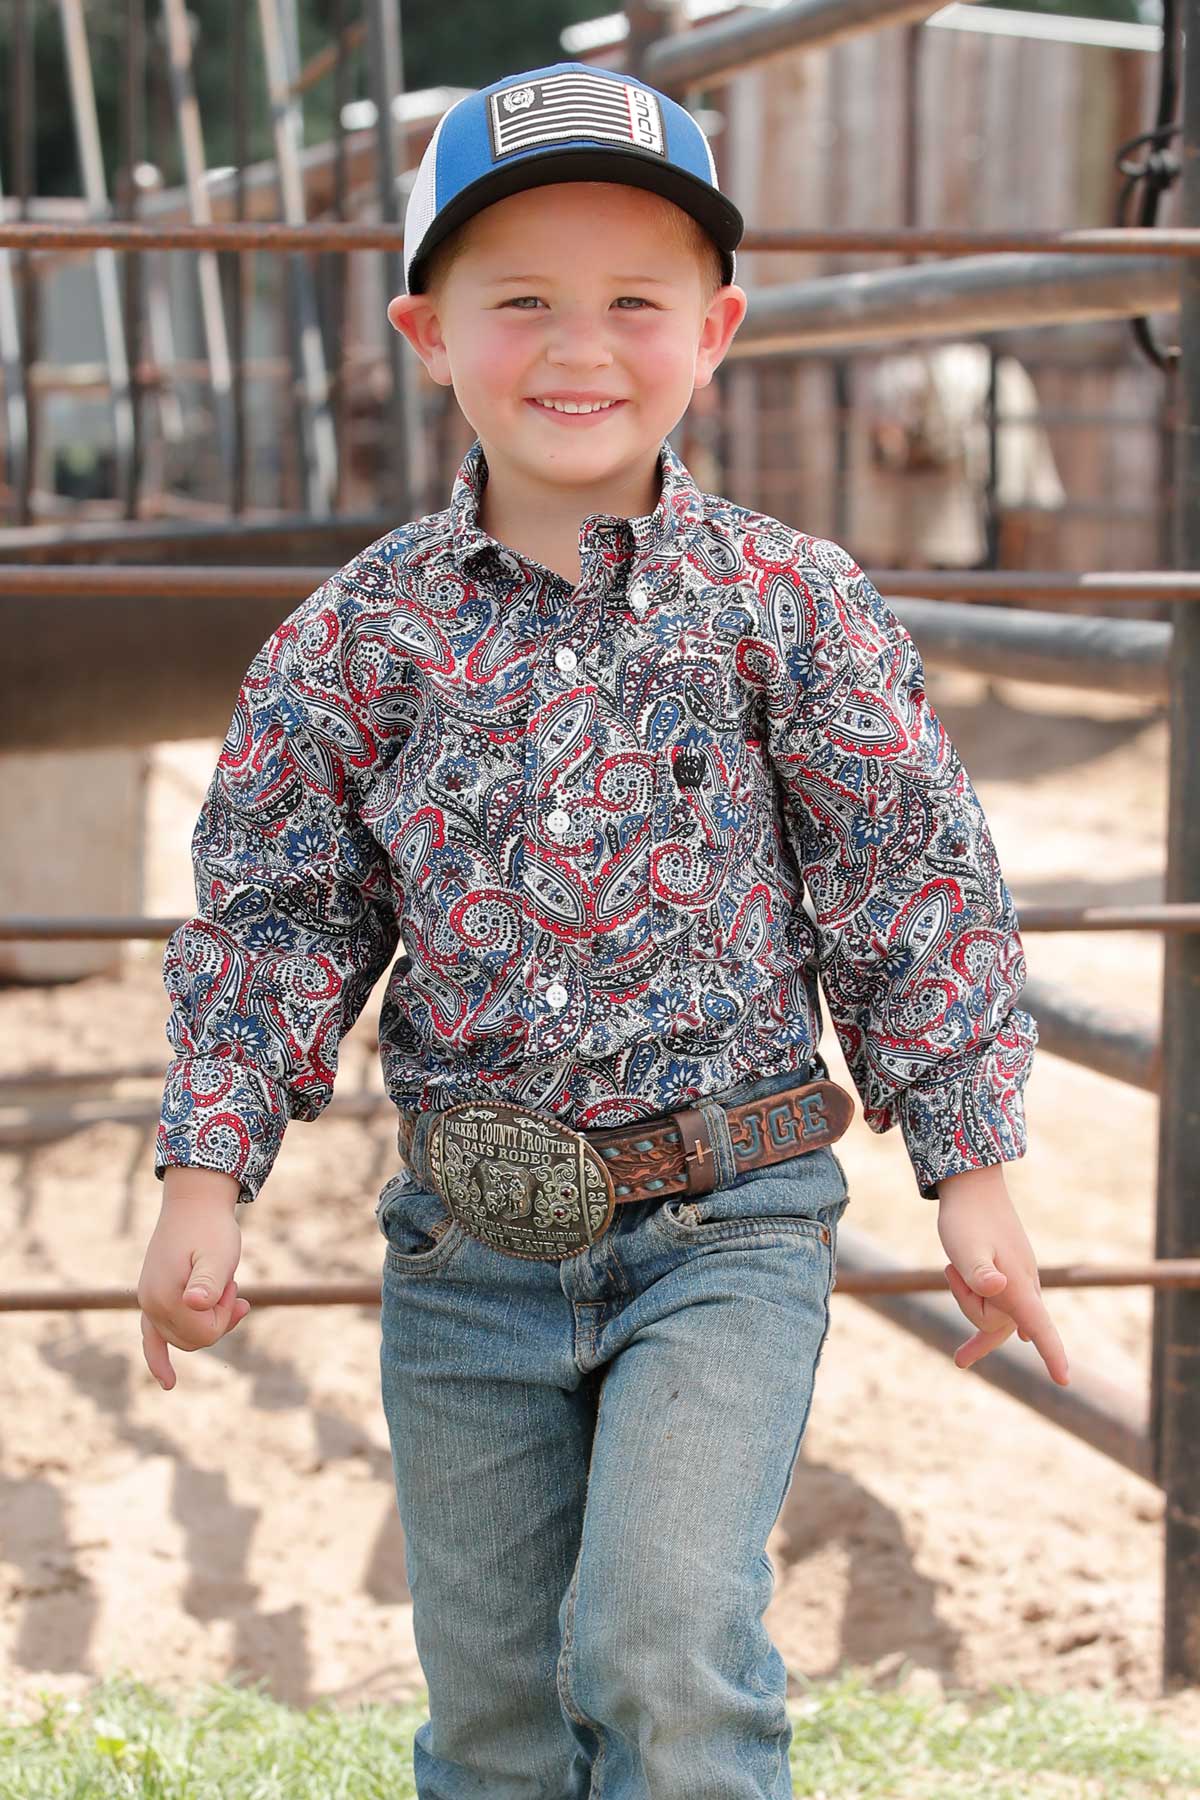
left=954, top=1319, right=1016, bottom=1370
left=183, top=1274, right=237, bottom=1333
left=945, top=1266, right=1062, bottom=1374
left=993, top=1281, right=1072, bottom=1375
left=965, top=1262, right=1008, bottom=1296
left=944, top=1264, right=995, bottom=1331
left=221, top=1293, right=251, bottom=1332
left=950, top=1272, right=1071, bottom=1386
left=199, top=1281, right=251, bottom=1342
left=140, top=1311, right=176, bottom=1390
left=1012, top=1293, right=1071, bottom=1386
left=184, top=1269, right=231, bottom=1305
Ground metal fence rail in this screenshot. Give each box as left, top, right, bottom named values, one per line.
left=2, top=220, right=1200, bottom=256
left=2, top=561, right=1198, bottom=600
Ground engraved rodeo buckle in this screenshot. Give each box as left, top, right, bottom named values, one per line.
left=428, top=1102, right=617, bottom=1262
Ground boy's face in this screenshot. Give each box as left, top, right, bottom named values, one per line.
left=388, top=182, right=747, bottom=496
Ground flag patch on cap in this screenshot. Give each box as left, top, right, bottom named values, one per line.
left=488, top=72, right=666, bottom=163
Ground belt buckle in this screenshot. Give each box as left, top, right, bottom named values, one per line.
left=429, top=1102, right=617, bottom=1262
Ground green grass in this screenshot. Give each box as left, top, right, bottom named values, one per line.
left=0, top=1664, right=1195, bottom=1798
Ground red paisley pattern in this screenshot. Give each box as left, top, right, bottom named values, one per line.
left=156, top=436, right=1036, bottom=1203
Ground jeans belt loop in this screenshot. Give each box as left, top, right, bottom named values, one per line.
left=693, top=1097, right=738, bottom=1190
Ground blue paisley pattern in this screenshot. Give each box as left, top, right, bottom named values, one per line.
left=157, top=435, right=1036, bottom=1203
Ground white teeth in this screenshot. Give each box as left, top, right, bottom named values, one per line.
left=535, top=398, right=618, bottom=414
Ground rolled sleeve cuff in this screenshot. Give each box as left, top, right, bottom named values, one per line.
left=155, top=1054, right=290, bottom=1204
left=892, top=1006, right=1039, bottom=1200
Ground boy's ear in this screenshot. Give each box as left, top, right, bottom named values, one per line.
left=693, top=284, right=749, bottom=390
left=386, top=293, right=454, bottom=387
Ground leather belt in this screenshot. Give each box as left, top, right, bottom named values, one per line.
left=395, top=1072, right=854, bottom=1264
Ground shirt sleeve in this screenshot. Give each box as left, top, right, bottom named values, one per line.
left=155, top=583, right=400, bottom=1203
left=762, top=536, right=1038, bottom=1200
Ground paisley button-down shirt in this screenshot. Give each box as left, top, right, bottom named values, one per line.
left=157, top=434, right=1037, bottom=1204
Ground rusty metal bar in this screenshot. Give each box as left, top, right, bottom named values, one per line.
left=642, top=0, right=982, bottom=93
left=2, top=1262, right=1198, bottom=1314
left=1153, top=0, right=1200, bottom=1689
left=0, top=563, right=1193, bottom=603
left=737, top=227, right=1200, bottom=258
left=26, top=355, right=294, bottom=394
left=1012, top=906, right=1193, bottom=934
left=5, top=221, right=1200, bottom=257
left=0, top=905, right=1192, bottom=945
left=0, top=916, right=189, bottom=941
left=0, top=565, right=331, bottom=597
left=0, top=512, right=385, bottom=562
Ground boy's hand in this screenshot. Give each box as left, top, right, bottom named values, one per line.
left=137, top=1168, right=251, bottom=1391
left=936, top=1164, right=1070, bottom=1386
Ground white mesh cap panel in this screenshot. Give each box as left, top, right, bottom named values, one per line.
left=694, top=114, right=718, bottom=186
left=402, top=105, right=454, bottom=294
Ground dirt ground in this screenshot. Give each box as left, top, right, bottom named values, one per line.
left=2, top=664, right=1199, bottom=1744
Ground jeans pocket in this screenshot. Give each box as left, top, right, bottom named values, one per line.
left=377, top=1174, right=465, bottom=1276
left=653, top=1146, right=848, bottom=1247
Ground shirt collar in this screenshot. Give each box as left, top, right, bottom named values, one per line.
left=447, top=435, right=706, bottom=596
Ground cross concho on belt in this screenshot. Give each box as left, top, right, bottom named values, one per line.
left=428, top=1102, right=617, bottom=1261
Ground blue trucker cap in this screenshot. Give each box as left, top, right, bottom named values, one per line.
left=402, top=61, right=743, bottom=296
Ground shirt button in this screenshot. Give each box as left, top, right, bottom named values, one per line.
left=547, top=808, right=571, bottom=835
left=554, top=646, right=578, bottom=674
left=545, top=982, right=569, bottom=1010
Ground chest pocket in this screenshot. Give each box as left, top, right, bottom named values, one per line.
left=647, top=730, right=788, bottom=971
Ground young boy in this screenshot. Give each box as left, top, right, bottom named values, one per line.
left=139, top=60, right=1068, bottom=1797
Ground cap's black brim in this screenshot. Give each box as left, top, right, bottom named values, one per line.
left=408, top=146, right=743, bottom=293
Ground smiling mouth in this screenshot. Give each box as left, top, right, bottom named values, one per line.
left=527, top=398, right=626, bottom=417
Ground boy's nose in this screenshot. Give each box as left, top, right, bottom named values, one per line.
left=545, top=318, right=615, bottom=363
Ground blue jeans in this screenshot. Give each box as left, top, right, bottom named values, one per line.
left=377, top=1064, right=850, bottom=1799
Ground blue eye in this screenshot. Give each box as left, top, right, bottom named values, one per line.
left=500, top=296, right=652, bottom=310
